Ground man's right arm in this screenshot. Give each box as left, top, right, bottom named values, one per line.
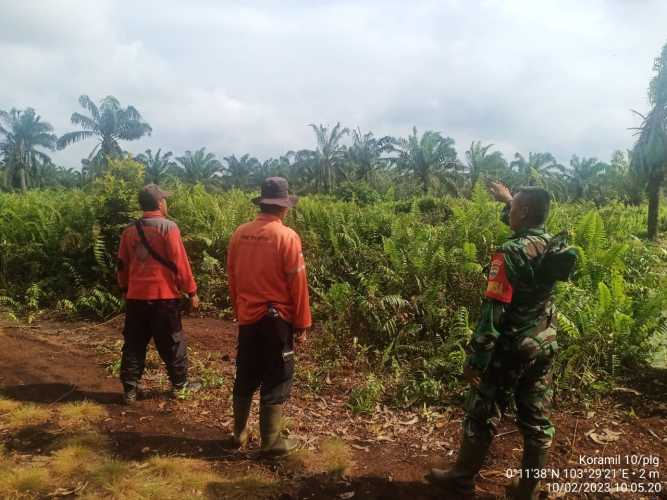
left=226, top=232, right=238, bottom=319
left=465, top=300, right=504, bottom=373
left=488, top=181, right=513, bottom=226
left=464, top=243, right=520, bottom=379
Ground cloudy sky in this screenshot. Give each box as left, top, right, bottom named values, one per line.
left=1, top=0, right=666, bottom=167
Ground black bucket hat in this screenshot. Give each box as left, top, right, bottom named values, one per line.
left=252, top=177, right=298, bottom=208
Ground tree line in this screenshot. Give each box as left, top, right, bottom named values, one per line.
left=1, top=42, right=666, bottom=236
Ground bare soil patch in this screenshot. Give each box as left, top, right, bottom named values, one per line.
left=0, top=317, right=665, bottom=499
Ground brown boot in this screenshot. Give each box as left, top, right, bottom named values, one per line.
left=505, top=446, right=548, bottom=500
left=426, top=436, right=491, bottom=497
left=230, top=396, right=252, bottom=448
left=258, top=404, right=298, bottom=457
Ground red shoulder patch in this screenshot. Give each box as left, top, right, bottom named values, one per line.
left=485, top=252, right=513, bottom=303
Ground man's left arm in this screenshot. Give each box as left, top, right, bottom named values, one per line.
left=283, top=233, right=312, bottom=332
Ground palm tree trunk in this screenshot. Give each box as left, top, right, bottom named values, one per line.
left=19, top=166, right=27, bottom=192
left=647, top=175, right=662, bottom=240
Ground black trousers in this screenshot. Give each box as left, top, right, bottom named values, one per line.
left=120, top=299, right=188, bottom=390
left=233, top=316, right=295, bottom=406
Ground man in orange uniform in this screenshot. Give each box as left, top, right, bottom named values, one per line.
left=117, top=184, right=200, bottom=404
left=227, top=177, right=311, bottom=456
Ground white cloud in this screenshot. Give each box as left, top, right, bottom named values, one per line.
left=0, top=0, right=665, bottom=167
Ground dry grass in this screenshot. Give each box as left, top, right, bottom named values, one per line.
left=56, top=401, right=107, bottom=429
left=88, top=473, right=174, bottom=500
left=0, top=447, right=285, bottom=499
left=51, top=445, right=106, bottom=478
left=0, top=397, right=21, bottom=414
left=0, top=465, right=50, bottom=498
left=0, top=419, right=284, bottom=499
left=287, top=438, right=353, bottom=477
left=146, top=456, right=218, bottom=488
left=52, top=430, right=110, bottom=451
left=319, top=438, right=353, bottom=475
left=1, top=404, right=50, bottom=430
left=91, top=459, right=132, bottom=489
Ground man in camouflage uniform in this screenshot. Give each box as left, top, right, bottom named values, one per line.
left=427, top=182, right=576, bottom=499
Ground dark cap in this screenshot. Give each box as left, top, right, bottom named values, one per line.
left=252, top=177, right=298, bottom=208
left=139, top=183, right=171, bottom=210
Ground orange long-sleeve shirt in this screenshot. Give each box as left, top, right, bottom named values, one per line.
left=117, top=211, right=197, bottom=300
left=227, top=214, right=312, bottom=328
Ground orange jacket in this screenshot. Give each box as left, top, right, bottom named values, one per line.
left=117, top=211, right=197, bottom=300
left=227, top=214, right=312, bottom=328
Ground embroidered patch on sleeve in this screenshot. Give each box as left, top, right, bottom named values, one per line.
left=485, top=252, right=513, bottom=303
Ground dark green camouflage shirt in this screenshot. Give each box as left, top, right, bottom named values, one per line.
left=466, top=204, right=556, bottom=371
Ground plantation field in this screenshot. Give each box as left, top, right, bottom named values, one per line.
left=1, top=163, right=666, bottom=399
left=1, top=164, right=667, bottom=498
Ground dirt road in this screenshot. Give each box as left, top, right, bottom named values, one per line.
left=0, top=318, right=665, bottom=499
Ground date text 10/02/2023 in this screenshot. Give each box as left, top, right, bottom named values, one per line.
left=505, top=454, right=662, bottom=495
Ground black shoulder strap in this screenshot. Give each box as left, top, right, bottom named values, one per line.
left=134, top=220, right=178, bottom=274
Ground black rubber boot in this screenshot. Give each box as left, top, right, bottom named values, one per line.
left=122, top=387, right=137, bottom=405
left=231, top=397, right=252, bottom=448
left=506, top=446, right=549, bottom=500
left=258, top=404, right=298, bottom=457
left=426, top=436, right=491, bottom=497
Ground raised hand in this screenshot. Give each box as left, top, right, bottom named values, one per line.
left=487, top=181, right=513, bottom=204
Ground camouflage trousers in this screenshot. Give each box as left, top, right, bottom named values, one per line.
left=463, top=327, right=557, bottom=450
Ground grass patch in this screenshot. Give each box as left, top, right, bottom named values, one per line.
left=1, top=404, right=50, bottom=430
left=146, top=456, right=218, bottom=490
left=0, top=465, right=50, bottom=498
left=56, top=401, right=108, bottom=429
left=348, top=374, right=384, bottom=415
left=286, top=438, right=353, bottom=477
left=52, top=430, right=110, bottom=451
left=0, top=398, right=21, bottom=414
left=105, top=358, right=121, bottom=377
left=191, top=356, right=225, bottom=390
left=319, top=438, right=353, bottom=475
left=91, top=459, right=132, bottom=489
left=51, top=445, right=106, bottom=478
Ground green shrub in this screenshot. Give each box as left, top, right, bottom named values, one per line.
left=348, top=374, right=384, bottom=415
left=1, top=180, right=665, bottom=402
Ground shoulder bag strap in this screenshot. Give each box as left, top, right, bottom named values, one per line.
left=134, top=219, right=178, bottom=275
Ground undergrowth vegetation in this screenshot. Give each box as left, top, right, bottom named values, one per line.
left=1, top=159, right=666, bottom=404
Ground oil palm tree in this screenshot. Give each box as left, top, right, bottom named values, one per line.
left=174, top=147, right=223, bottom=185
left=510, top=152, right=567, bottom=198
left=223, top=154, right=261, bottom=189
left=464, top=141, right=508, bottom=192
left=632, top=42, right=667, bottom=240
left=392, top=127, right=458, bottom=194
left=0, top=108, right=57, bottom=191
left=135, top=148, right=176, bottom=184
left=257, top=156, right=292, bottom=181
left=346, top=128, right=394, bottom=183
left=57, top=95, right=152, bottom=168
left=566, top=156, right=606, bottom=201
left=294, top=123, right=350, bottom=193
